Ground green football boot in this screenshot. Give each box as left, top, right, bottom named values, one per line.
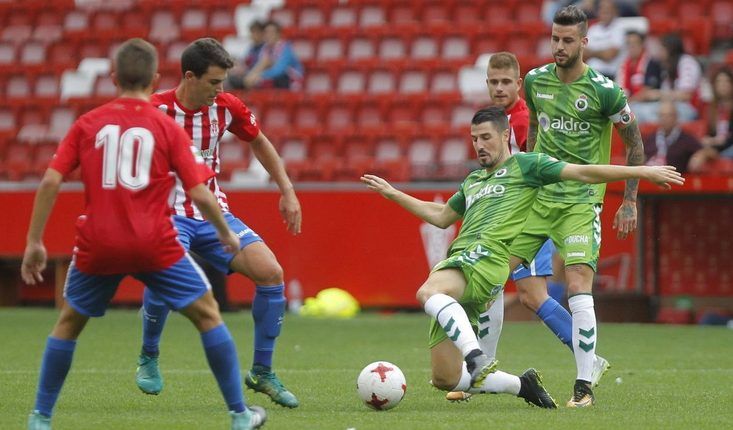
left=136, top=353, right=163, bottom=395
left=28, top=411, right=51, bottom=430
left=244, top=365, right=299, bottom=408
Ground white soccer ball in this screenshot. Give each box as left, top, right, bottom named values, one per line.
left=356, top=361, right=407, bottom=411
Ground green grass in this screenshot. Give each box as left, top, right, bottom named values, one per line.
left=2, top=309, right=733, bottom=430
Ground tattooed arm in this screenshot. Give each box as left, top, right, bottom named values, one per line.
left=527, top=109, right=538, bottom=152
left=613, top=119, right=645, bottom=239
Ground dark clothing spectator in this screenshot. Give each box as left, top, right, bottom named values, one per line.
left=644, top=127, right=702, bottom=174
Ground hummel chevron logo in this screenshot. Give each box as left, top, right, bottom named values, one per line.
left=579, top=340, right=595, bottom=352
left=478, top=328, right=489, bottom=338
left=579, top=327, right=595, bottom=338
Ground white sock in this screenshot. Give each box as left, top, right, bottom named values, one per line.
left=569, top=294, right=596, bottom=382
left=477, top=294, right=504, bottom=360
left=452, top=362, right=520, bottom=395
left=424, top=294, right=480, bottom=357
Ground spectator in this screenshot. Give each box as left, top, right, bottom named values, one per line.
left=226, top=20, right=266, bottom=90
left=631, top=33, right=703, bottom=123
left=243, top=20, right=304, bottom=90
left=643, top=100, right=702, bottom=174
left=616, top=31, right=662, bottom=100
left=585, top=0, right=625, bottom=80
left=701, top=67, right=733, bottom=150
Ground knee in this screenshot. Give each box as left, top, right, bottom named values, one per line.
left=251, top=262, right=284, bottom=286
left=416, top=285, right=435, bottom=305
left=431, top=371, right=458, bottom=391
left=516, top=284, right=548, bottom=312
left=184, top=295, right=222, bottom=331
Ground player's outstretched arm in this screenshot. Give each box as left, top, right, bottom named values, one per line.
left=614, top=118, right=645, bottom=239
left=21, top=169, right=64, bottom=285
left=361, top=174, right=460, bottom=228
left=188, top=184, right=240, bottom=253
left=249, top=132, right=302, bottom=235
left=560, top=164, right=685, bottom=189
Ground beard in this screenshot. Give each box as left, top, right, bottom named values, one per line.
left=554, top=50, right=582, bottom=69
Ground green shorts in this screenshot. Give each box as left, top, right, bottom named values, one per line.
left=427, top=241, right=508, bottom=348
left=510, top=199, right=602, bottom=271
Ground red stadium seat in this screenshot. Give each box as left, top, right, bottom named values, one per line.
left=32, top=24, right=63, bottom=44
left=181, top=9, right=208, bottom=39
left=209, top=9, right=235, bottom=36
left=7, top=76, right=32, bottom=100
left=1, top=25, right=32, bottom=46
left=217, top=138, right=250, bottom=180
left=347, top=37, right=376, bottom=62
left=304, top=68, right=333, bottom=93
left=63, top=10, right=89, bottom=34
left=440, top=35, right=470, bottom=62
left=17, top=124, right=49, bottom=144
left=261, top=105, right=291, bottom=130
left=280, top=137, right=309, bottom=164
left=316, top=37, right=344, bottom=61
left=0, top=108, right=16, bottom=139
left=3, top=143, right=34, bottom=181
left=337, top=68, right=366, bottom=94
left=149, top=11, right=179, bottom=44
left=291, top=36, right=316, bottom=62
left=454, top=3, right=480, bottom=25
left=399, top=69, right=428, bottom=94
left=31, top=143, right=58, bottom=176
left=378, top=35, right=407, bottom=60
left=0, top=42, right=15, bottom=71
left=367, top=69, right=397, bottom=94
left=411, top=35, right=438, bottom=60
left=430, top=68, right=458, bottom=93
left=330, top=6, right=357, bottom=28
left=712, top=1, right=733, bottom=39
left=375, top=137, right=403, bottom=162
left=450, top=103, right=476, bottom=130
left=422, top=3, right=451, bottom=24
left=34, top=74, right=60, bottom=102
left=359, top=5, right=386, bottom=27
left=271, top=8, right=295, bottom=28
left=356, top=100, right=385, bottom=130
left=408, top=137, right=438, bottom=180
left=47, top=107, right=76, bottom=142
left=298, top=5, right=326, bottom=29
left=326, top=103, right=354, bottom=132
left=438, top=136, right=470, bottom=179
left=389, top=4, right=417, bottom=24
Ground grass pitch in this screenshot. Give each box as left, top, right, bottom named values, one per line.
left=1, top=308, right=732, bottom=430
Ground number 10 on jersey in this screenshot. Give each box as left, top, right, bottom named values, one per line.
left=95, top=124, right=154, bottom=191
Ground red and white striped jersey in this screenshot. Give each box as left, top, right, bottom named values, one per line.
left=506, top=97, right=529, bottom=154
left=151, top=89, right=260, bottom=220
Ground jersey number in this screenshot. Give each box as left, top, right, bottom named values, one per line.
left=95, top=124, right=154, bottom=190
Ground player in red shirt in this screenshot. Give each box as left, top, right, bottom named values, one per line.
left=135, top=38, right=301, bottom=408
left=23, top=39, right=266, bottom=430
left=445, top=52, right=607, bottom=402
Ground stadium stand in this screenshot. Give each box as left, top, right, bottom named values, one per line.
left=0, top=0, right=732, bottom=183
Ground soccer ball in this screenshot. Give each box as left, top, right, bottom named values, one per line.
left=356, top=361, right=407, bottom=411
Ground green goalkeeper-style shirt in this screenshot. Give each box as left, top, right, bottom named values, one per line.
left=524, top=63, right=633, bottom=204
left=447, top=152, right=566, bottom=255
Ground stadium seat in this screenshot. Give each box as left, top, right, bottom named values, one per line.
left=438, top=136, right=470, bottom=179
left=408, top=137, right=438, bottom=180
left=411, top=35, right=438, bottom=60
left=347, top=37, right=376, bottom=61
left=0, top=108, right=16, bottom=139
left=181, top=9, right=208, bottom=39
left=291, top=37, right=315, bottom=62
left=326, top=103, right=354, bottom=132
left=356, top=100, right=385, bottom=130
left=1, top=25, right=32, bottom=46
left=17, top=124, right=49, bottom=144
left=261, top=105, right=290, bottom=130
left=422, top=3, right=451, bottom=24
left=63, top=10, right=89, bottom=34
left=0, top=43, right=15, bottom=71
left=454, top=3, right=480, bottom=25
left=330, top=6, right=356, bottom=28
left=430, top=68, right=458, bottom=94
left=34, top=74, right=60, bottom=102
left=31, top=143, right=58, bottom=176
left=337, top=68, right=366, bottom=94
left=46, top=107, right=75, bottom=142
left=450, top=103, right=476, bottom=130
left=375, top=137, right=403, bottom=162
left=399, top=69, right=428, bottom=94
left=31, top=24, right=63, bottom=45
left=3, top=143, right=34, bottom=181
left=378, top=36, right=407, bottom=60
left=60, top=70, right=95, bottom=101
left=209, top=9, right=235, bottom=36
left=711, top=1, right=733, bottom=39
left=149, top=11, right=179, bottom=44
left=20, top=42, right=46, bottom=70
left=304, top=68, right=333, bottom=93
left=359, top=6, right=386, bottom=27
left=316, top=37, right=343, bottom=61
left=279, top=137, right=308, bottom=164
left=367, top=69, right=397, bottom=94
left=441, top=35, right=470, bottom=62
left=271, top=8, right=295, bottom=28
left=217, top=138, right=250, bottom=180
left=298, top=5, right=326, bottom=29
left=6, top=76, right=32, bottom=100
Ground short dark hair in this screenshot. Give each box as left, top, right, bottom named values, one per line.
left=488, top=52, right=520, bottom=77
left=115, top=38, right=158, bottom=91
left=180, top=38, right=234, bottom=78
left=472, top=107, right=509, bottom=133
left=249, top=20, right=264, bottom=32
left=626, top=30, right=646, bottom=42
left=553, top=5, right=588, bottom=37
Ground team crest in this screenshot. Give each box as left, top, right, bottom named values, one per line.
left=210, top=119, right=219, bottom=136
left=494, top=168, right=508, bottom=177
left=574, top=95, right=588, bottom=111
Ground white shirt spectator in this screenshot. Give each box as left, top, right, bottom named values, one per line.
left=586, top=18, right=626, bottom=78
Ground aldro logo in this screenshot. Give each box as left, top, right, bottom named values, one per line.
left=538, top=112, right=591, bottom=134
left=465, top=183, right=506, bottom=210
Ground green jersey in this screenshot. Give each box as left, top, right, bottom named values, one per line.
left=524, top=63, right=632, bottom=203
left=447, top=152, right=566, bottom=255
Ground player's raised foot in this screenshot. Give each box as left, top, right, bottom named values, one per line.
left=590, top=355, right=611, bottom=387
left=465, top=349, right=498, bottom=388
left=231, top=405, right=267, bottom=430
left=28, top=411, right=51, bottom=430
left=445, top=391, right=473, bottom=402
left=245, top=365, right=299, bottom=408
left=517, top=368, right=557, bottom=409
left=566, top=380, right=595, bottom=408
left=136, top=353, right=163, bottom=395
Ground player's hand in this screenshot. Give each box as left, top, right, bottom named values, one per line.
left=279, top=191, right=302, bottom=235
left=218, top=230, right=241, bottom=254
left=613, top=200, right=637, bottom=240
left=361, top=174, right=397, bottom=199
left=645, top=165, right=685, bottom=190
left=21, top=242, right=47, bottom=285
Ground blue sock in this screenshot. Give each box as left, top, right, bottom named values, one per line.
left=536, top=297, right=573, bottom=351
left=252, top=284, right=285, bottom=369
left=34, top=337, right=76, bottom=417
left=201, top=324, right=245, bottom=413
left=141, top=288, right=170, bottom=357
